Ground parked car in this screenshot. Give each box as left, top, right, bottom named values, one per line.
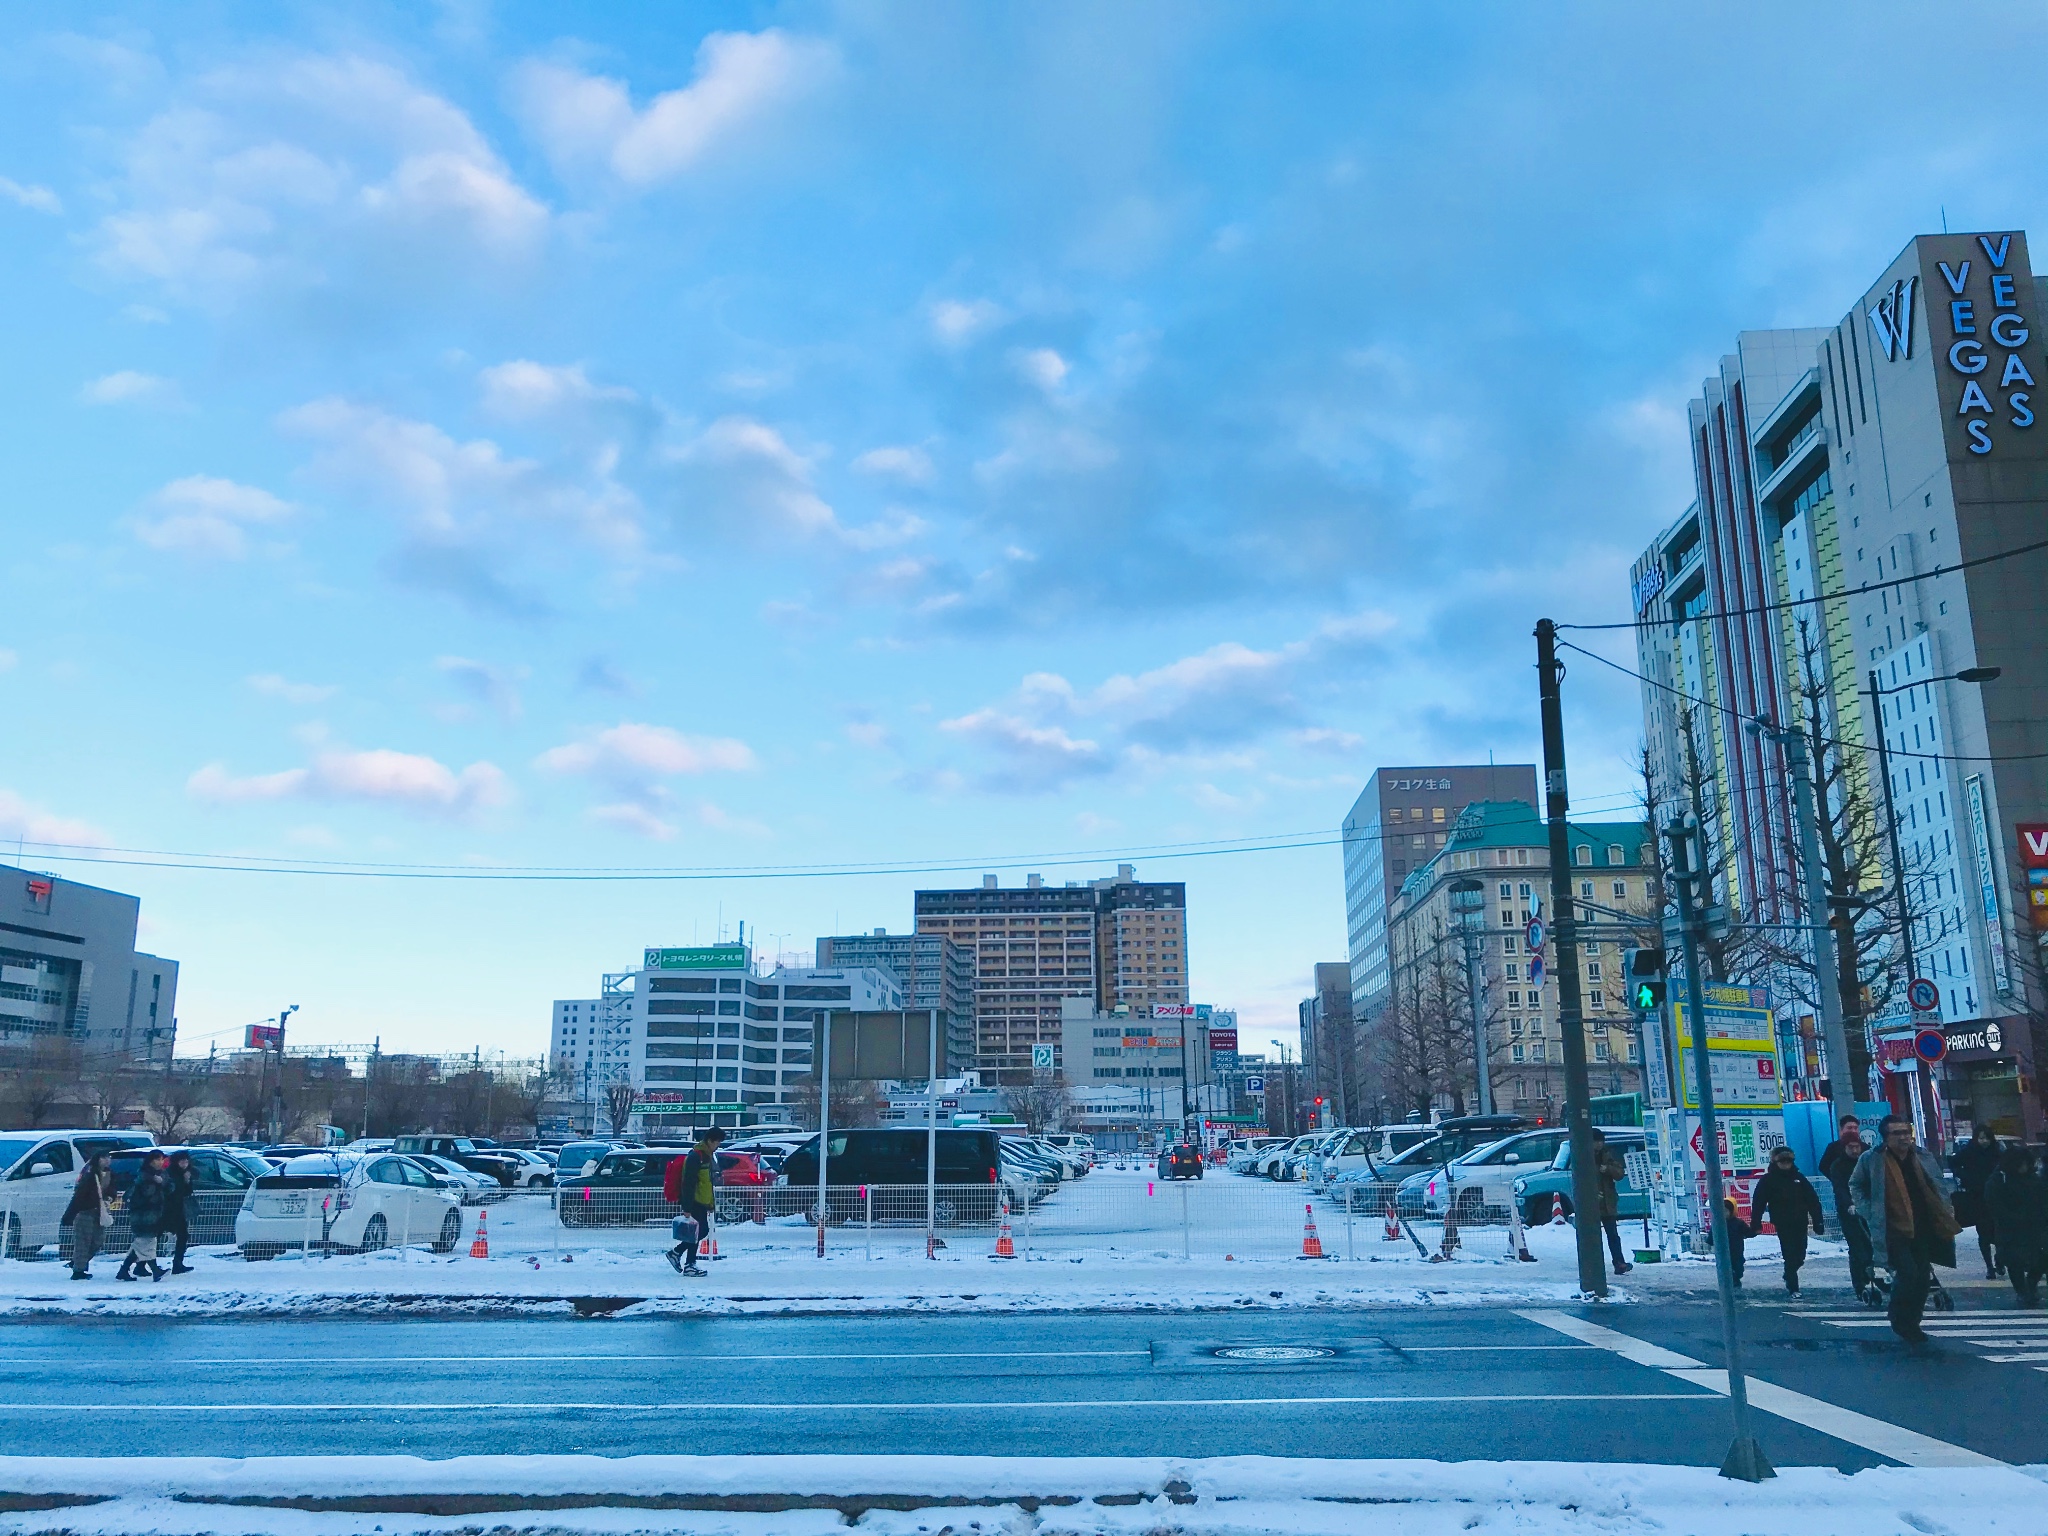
left=1253, top=1135, right=1319, bottom=1180
left=403, top=1154, right=503, bottom=1204
left=236, top=1151, right=462, bottom=1259
left=1413, top=1128, right=1572, bottom=1220
left=347, top=1138, right=396, bottom=1153
left=777, top=1129, right=1030, bottom=1220
left=1282, top=1131, right=1347, bottom=1183
left=553, top=1140, right=629, bottom=1181
left=1227, top=1137, right=1288, bottom=1173
left=496, top=1149, right=556, bottom=1189
left=0, top=1129, right=157, bottom=1256
left=1513, top=1130, right=1649, bottom=1226
left=1041, top=1134, right=1095, bottom=1166
left=389, top=1135, right=523, bottom=1187
left=1157, top=1143, right=1204, bottom=1181
left=556, top=1148, right=687, bottom=1228
left=1306, top=1125, right=1442, bottom=1191
left=102, top=1144, right=274, bottom=1249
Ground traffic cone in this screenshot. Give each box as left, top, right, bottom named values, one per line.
left=703, top=1226, right=720, bottom=1260
left=1298, top=1203, right=1325, bottom=1259
left=992, top=1194, right=1017, bottom=1258
left=1549, top=1193, right=1569, bottom=1227
left=1382, top=1203, right=1403, bottom=1242
left=468, top=1208, right=490, bottom=1258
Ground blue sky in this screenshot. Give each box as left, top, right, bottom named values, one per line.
left=4, top=1, right=2046, bottom=1061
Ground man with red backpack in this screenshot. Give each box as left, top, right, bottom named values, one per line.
left=663, top=1127, right=723, bottom=1277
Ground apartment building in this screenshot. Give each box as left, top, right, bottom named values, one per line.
left=815, top=928, right=976, bottom=1077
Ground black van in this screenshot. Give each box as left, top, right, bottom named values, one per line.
left=778, top=1129, right=1009, bottom=1223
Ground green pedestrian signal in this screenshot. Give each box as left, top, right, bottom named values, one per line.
left=1631, top=979, right=1665, bottom=1011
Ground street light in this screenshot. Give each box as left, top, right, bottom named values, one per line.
left=1863, top=664, right=2000, bottom=1141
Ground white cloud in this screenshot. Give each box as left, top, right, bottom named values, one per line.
left=1015, top=347, right=1069, bottom=393
left=0, top=177, right=61, bottom=214
left=188, top=747, right=512, bottom=817
left=938, top=708, right=1108, bottom=794
left=851, top=445, right=934, bottom=485
left=511, top=30, right=835, bottom=186
left=247, top=673, right=337, bottom=705
left=675, top=415, right=839, bottom=538
left=0, top=649, right=16, bottom=673
left=437, top=655, right=525, bottom=723
left=478, top=359, right=634, bottom=419
left=0, top=788, right=109, bottom=848
left=929, top=298, right=1004, bottom=346
left=131, top=474, right=293, bottom=558
left=537, top=721, right=755, bottom=780
left=80, top=370, right=176, bottom=406
left=590, top=800, right=677, bottom=840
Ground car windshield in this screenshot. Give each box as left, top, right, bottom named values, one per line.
left=280, top=1153, right=360, bottom=1176
left=0, top=1138, right=40, bottom=1174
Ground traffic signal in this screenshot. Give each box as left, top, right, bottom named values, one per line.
left=1625, top=947, right=1668, bottom=1012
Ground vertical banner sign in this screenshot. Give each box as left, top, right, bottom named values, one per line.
left=2016, top=823, right=2048, bottom=933
left=1965, top=776, right=2013, bottom=996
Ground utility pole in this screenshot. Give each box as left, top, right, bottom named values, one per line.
left=267, top=1004, right=299, bottom=1144
left=1668, top=816, right=1773, bottom=1482
left=362, top=1036, right=379, bottom=1142
left=1534, top=619, right=1607, bottom=1298
left=1752, top=718, right=1857, bottom=1132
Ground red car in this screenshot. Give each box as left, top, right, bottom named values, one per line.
left=714, top=1151, right=774, bottom=1187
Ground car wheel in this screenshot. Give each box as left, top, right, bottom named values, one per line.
left=357, top=1214, right=389, bottom=1254
left=715, top=1196, right=745, bottom=1226
left=933, top=1196, right=960, bottom=1226
left=1196, top=1168, right=1204, bottom=1179
left=432, top=1209, right=462, bottom=1254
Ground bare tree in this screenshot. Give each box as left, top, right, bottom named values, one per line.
left=143, top=1067, right=212, bottom=1142
left=1003, top=1070, right=1069, bottom=1133
left=0, top=1039, right=81, bottom=1127
left=785, top=1073, right=884, bottom=1132
left=605, top=1078, right=637, bottom=1136
left=73, top=1051, right=135, bottom=1130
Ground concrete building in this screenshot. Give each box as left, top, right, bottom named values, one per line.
left=1059, top=996, right=1213, bottom=1129
left=1341, top=765, right=1540, bottom=1028
left=1629, top=229, right=2048, bottom=1141
left=547, top=998, right=603, bottom=1083
left=1296, top=962, right=1356, bottom=1124
left=0, top=863, right=178, bottom=1065
left=815, top=928, right=976, bottom=1077
left=1380, top=802, right=1654, bottom=1122
left=914, top=866, right=1187, bottom=1084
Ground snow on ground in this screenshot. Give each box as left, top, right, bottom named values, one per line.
left=0, top=1166, right=1868, bottom=1318
left=0, top=1454, right=2043, bottom=1536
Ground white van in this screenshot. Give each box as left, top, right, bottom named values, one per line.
left=1041, top=1134, right=1095, bottom=1166
left=1307, top=1125, right=1441, bottom=1192
left=0, top=1129, right=157, bottom=1255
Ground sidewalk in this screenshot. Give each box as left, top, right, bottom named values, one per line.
left=0, top=1453, right=2041, bottom=1536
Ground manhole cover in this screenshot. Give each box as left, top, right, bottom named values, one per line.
left=1213, top=1345, right=1335, bottom=1361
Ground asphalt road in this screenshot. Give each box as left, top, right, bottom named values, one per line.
left=1, top=1299, right=2041, bottom=1467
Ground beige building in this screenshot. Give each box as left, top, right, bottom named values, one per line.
left=1381, top=801, right=1656, bottom=1121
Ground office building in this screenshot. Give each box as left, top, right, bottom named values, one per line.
left=1630, top=229, right=2048, bottom=1140
left=914, top=866, right=1187, bottom=1084
left=1341, top=765, right=1539, bottom=1026
left=1381, top=802, right=1654, bottom=1122
left=0, top=863, right=179, bottom=1064
left=1297, top=962, right=1356, bottom=1124
left=816, top=928, right=976, bottom=1076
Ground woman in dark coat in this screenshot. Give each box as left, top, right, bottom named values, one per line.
left=1750, top=1146, right=1826, bottom=1296
left=1985, top=1144, right=2048, bottom=1307
left=162, top=1151, right=195, bottom=1274
left=62, top=1154, right=114, bottom=1281
left=118, top=1151, right=169, bottom=1282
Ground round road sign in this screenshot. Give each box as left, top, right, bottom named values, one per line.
left=1913, top=1027, right=1947, bottom=1064
left=1907, top=977, right=1940, bottom=1013
left=1526, top=917, right=1546, bottom=951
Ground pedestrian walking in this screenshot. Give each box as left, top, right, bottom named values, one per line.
left=1985, top=1144, right=2048, bottom=1308
left=1589, top=1129, right=1633, bottom=1275
left=1751, top=1146, right=1825, bottom=1296
left=663, top=1127, right=723, bottom=1277
left=163, top=1150, right=195, bottom=1274
left=1849, top=1114, right=1961, bottom=1342
left=1819, top=1115, right=1874, bottom=1299
left=117, top=1150, right=171, bottom=1283
left=62, top=1154, right=115, bottom=1281
left=1714, top=1194, right=1751, bottom=1287
left=1949, top=1125, right=2003, bottom=1279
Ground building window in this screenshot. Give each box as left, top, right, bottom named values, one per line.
left=1574, top=846, right=1591, bottom=866
left=1613, top=881, right=1627, bottom=898
left=1594, top=1039, right=1610, bottom=1062
left=1531, top=1042, right=1547, bottom=1062
left=1586, top=963, right=1602, bottom=982
left=1512, top=1043, right=1525, bottom=1062
left=1607, top=845, right=1625, bottom=866
left=1498, top=882, right=1513, bottom=899
left=1506, top=990, right=1521, bottom=1009
left=1505, top=964, right=1520, bottom=981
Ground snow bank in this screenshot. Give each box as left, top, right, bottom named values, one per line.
left=0, top=1453, right=2041, bottom=1536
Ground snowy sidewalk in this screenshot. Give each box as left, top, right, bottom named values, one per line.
left=0, top=1453, right=2042, bottom=1535
left=0, top=1222, right=1867, bottom=1317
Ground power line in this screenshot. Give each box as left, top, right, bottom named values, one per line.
left=1557, top=638, right=2048, bottom=766
left=1559, top=533, right=2048, bottom=633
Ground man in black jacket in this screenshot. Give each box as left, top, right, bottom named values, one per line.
left=1751, top=1146, right=1826, bottom=1296
left=1950, top=1126, right=2003, bottom=1279
left=1819, top=1115, right=1873, bottom=1299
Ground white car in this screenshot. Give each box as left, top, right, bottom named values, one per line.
left=1041, top=1134, right=1095, bottom=1167
left=1420, top=1128, right=1572, bottom=1219
left=1227, top=1137, right=1287, bottom=1173
left=405, top=1154, right=502, bottom=1204
left=0, top=1128, right=157, bottom=1255
left=236, top=1152, right=462, bottom=1258
left=1256, top=1135, right=1321, bottom=1180
left=497, top=1149, right=556, bottom=1189
left=1307, top=1126, right=1440, bottom=1192
left=1028, top=1137, right=1089, bottom=1177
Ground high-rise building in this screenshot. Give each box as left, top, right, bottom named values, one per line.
left=914, top=866, right=1187, bottom=1084
left=816, top=928, right=976, bottom=1074
left=1629, top=228, right=2048, bottom=1141
left=1341, top=765, right=1539, bottom=1025
left=0, top=863, right=179, bottom=1065
left=1297, top=962, right=1356, bottom=1123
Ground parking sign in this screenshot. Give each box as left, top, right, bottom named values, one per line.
left=1032, top=1044, right=1055, bottom=1071
left=1246, top=1076, right=1265, bottom=1095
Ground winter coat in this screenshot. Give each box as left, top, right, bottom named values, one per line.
left=681, top=1145, right=718, bottom=1209
left=1849, top=1143, right=1958, bottom=1267
left=1751, top=1164, right=1825, bottom=1238
left=1951, top=1135, right=2001, bottom=1194
left=126, top=1166, right=170, bottom=1237
left=161, top=1164, right=193, bottom=1234
left=1985, top=1150, right=2048, bottom=1267
left=1819, top=1136, right=1867, bottom=1214
left=62, top=1166, right=113, bottom=1226
left=1592, top=1144, right=1627, bottom=1221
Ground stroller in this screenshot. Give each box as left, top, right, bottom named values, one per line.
left=1862, top=1266, right=1955, bottom=1313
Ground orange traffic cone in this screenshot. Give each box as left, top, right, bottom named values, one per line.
left=992, top=1194, right=1017, bottom=1258
left=1299, top=1203, right=1325, bottom=1259
left=703, top=1226, right=720, bottom=1260
left=468, top=1208, right=490, bottom=1258
left=1549, top=1193, right=1568, bottom=1227
left=1382, top=1203, right=1404, bottom=1242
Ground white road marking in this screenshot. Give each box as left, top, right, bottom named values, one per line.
left=0, top=1393, right=1709, bottom=1413
left=1518, top=1311, right=2002, bottom=1469
left=0, top=1350, right=1154, bottom=1367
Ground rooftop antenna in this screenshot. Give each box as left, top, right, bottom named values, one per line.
left=1941, top=205, right=1949, bottom=234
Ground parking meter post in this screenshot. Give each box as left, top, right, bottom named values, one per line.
left=1668, top=817, right=1774, bottom=1484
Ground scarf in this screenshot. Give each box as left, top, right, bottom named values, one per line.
left=1883, top=1146, right=1960, bottom=1244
